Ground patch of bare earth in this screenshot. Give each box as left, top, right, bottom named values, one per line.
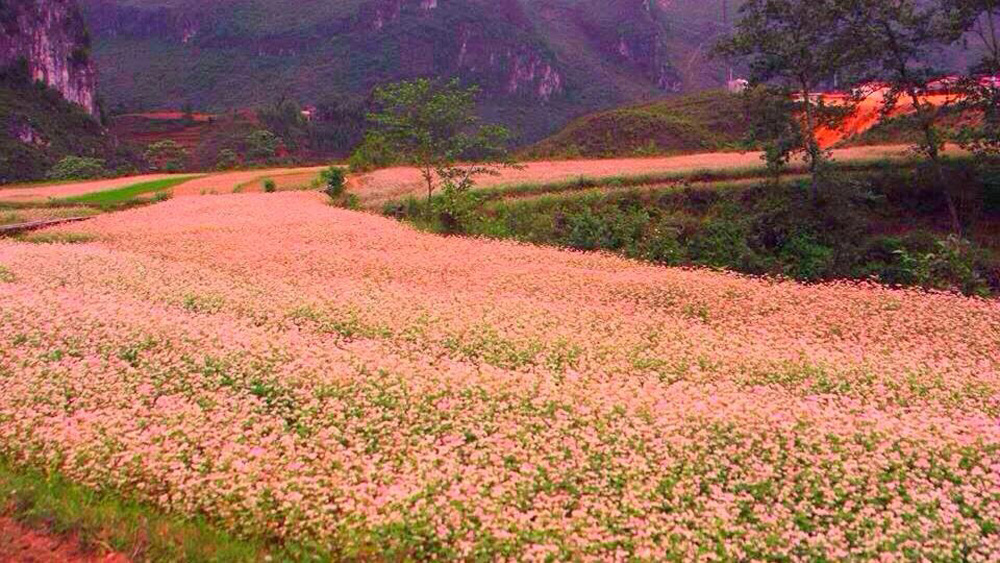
left=237, top=170, right=323, bottom=193
left=170, top=167, right=327, bottom=197
left=0, top=518, right=127, bottom=563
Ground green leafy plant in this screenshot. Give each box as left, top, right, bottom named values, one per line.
left=46, top=156, right=107, bottom=181
left=358, top=78, right=518, bottom=203
left=215, top=148, right=240, bottom=170
left=144, top=140, right=188, bottom=172
left=263, top=178, right=277, bottom=193
left=245, top=130, right=281, bottom=162
left=320, top=167, right=346, bottom=199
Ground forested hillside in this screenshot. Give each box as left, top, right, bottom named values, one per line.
left=80, top=0, right=730, bottom=141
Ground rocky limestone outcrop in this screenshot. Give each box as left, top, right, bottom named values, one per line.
left=363, top=0, right=565, bottom=101
left=0, top=0, right=98, bottom=115
left=584, top=0, right=680, bottom=91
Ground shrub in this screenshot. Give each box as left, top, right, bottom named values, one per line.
left=46, top=156, right=107, bottom=181
left=245, top=130, right=280, bottom=162
left=321, top=167, right=346, bottom=199
left=688, top=219, right=759, bottom=270
left=342, top=194, right=361, bottom=210
left=215, top=149, right=240, bottom=171
left=144, top=141, right=187, bottom=172
left=981, top=163, right=1000, bottom=215
left=779, top=232, right=836, bottom=281
left=263, top=179, right=277, bottom=193
left=566, top=210, right=613, bottom=251
left=433, top=185, right=481, bottom=234
left=348, top=133, right=396, bottom=173
left=874, top=234, right=991, bottom=295
left=640, top=222, right=685, bottom=265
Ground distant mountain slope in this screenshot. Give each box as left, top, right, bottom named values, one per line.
left=79, top=0, right=730, bottom=142
left=0, top=0, right=98, bottom=115
left=0, top=0, right=125, bottom=183
left=525, top=90, right=748, bottom=159
left=0, top=72, right=128, bottom=184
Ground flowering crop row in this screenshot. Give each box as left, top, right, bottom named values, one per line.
left=0, top=192, right=998, bottom=560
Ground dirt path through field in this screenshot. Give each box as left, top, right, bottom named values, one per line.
left=0, top=518, right=127, bottom=562
left=348, top=144, right=929, bottom=207
left=170, top=167, right=327, bottom=197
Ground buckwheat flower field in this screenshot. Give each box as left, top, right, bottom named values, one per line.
left=1, top=192, right=999, bottom=560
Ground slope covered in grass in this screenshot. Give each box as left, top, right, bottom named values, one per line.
left=525, top=90, right=749, bottom=159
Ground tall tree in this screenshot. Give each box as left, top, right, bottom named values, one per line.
left=844, top=0, right=968, bottom=233
left=951, top=0, right=1000, bottom=159
left=359, top=78, right=516, bottom=203
left=719, top=0, right=862, bottom=198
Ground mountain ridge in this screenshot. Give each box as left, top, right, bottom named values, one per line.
left=78, top=0, right=727, bottom=141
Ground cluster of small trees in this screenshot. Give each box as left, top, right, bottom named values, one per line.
left=720, top=0, right=999, bottom=232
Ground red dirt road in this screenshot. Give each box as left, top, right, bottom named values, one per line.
left=0, top=518, right=127, bottom=563
left=349, top=144, right=931, bottom=206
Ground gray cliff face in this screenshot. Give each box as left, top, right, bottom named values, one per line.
left=0, top=0, right=98, bottom=115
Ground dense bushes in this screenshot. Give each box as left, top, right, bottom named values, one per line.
left=388, top=162, right=999, bottom=295
left=0, top=69, right=138, bottom=184
left=46, top=156, right=108, bottom=180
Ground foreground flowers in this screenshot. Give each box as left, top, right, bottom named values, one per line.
left=1, top=192, right=998, bottom=560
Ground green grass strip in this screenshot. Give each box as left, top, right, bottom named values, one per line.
left=475, top=155, right=982, bottom=204
left=0, top=459, right=326, bottom=561
left=59, top=176, right=201, bottom=205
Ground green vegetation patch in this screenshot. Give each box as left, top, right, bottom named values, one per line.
left=59, top=176, right=200, bottom=206
left=0, top=459, right=314, bottom=562
left=16, top=232, right=97, bottom=245
left=525, top=90, right=750, bottom=159
left=387, top=158, right=999, bottom=296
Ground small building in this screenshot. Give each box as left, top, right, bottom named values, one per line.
left=727, top=78, right=749, bottom=94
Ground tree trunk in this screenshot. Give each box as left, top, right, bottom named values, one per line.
left=422, top=166, right=435, bottom=205
left=908, top=89, right=962, bottom=234
left=801, top=84, right=821, bottom=201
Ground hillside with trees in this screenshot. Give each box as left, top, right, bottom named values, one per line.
left=80, top=0, right=706, bottom=142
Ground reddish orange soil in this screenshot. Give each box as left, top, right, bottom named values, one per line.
left=814, top=89, right=960, bottom=147
left=171, top=167, right=327, bottom=197
left=0, top=518, right=127, bottom=563
left=237, top=171, right=323, bottom=193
